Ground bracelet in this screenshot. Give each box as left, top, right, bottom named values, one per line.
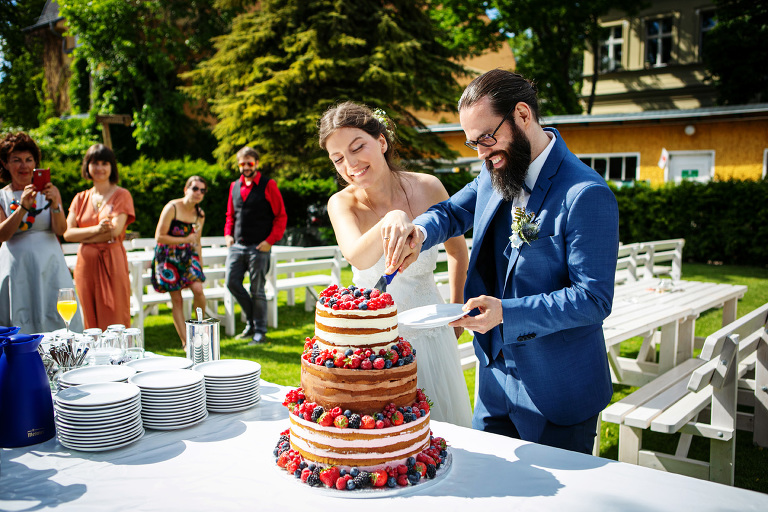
left=18, top=204, right=28, bottom=212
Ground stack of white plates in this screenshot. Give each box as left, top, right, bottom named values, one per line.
left=128, top=370, right=207, bottom=430
left=54, top=382, right=144, bottom=452
left=193, top=359, right=261, bottom=413
left=126, top=356, right=193, bottom=372
left=59, top=365, right=137, bottom=390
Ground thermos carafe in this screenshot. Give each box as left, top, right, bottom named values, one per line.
left=0, top=332, right=56, bottom=447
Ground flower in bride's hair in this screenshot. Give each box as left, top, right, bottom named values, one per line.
left=372, top=108, right=395, bottom=140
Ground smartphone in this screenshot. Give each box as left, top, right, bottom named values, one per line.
left=33, top=168, right=51, bottom=191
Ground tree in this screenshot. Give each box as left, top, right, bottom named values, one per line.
left=184, top=0, right=466, bottom=178
left=58, top=0, right=233, bottom=160
left=704, top=0, right=768, bottom=105
left=437, top=1, right=639, bottom=116
left=0, top=0, right=47, bottom=128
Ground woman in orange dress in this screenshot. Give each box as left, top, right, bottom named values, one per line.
left=63, top=144, right=135, bottom=330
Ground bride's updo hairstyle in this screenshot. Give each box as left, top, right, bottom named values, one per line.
left=318, top=101, right=404, bottom=184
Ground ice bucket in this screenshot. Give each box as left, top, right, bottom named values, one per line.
left=185, top=315, right=220, bottom=365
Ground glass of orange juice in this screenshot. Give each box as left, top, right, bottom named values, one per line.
left=57, top=288, right=78, bottom=334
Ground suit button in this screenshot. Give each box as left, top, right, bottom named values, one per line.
left=517, top=335, right=526, bottom=342
left=528, top=333, right=536, bottom=340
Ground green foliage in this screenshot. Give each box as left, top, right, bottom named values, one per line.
left=437, top=1, right=641, bottom=115
left=614, top=180, right=768, bottom=266
left=0, top=0, right=47, bottom=128
left=46, top=156, right=339, bottom=239
left=704, top=0, right=768, bottom=104
left=28, top=116, right=101, bottom=161
left=185, top=0, right=465, bottom=179
left=425, top=1, right=504, bottom=59
left=58, top=0, right=233, bottom=160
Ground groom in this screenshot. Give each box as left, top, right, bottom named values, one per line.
left=384, top=70, right=618, bottom=454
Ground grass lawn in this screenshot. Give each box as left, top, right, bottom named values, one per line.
left=144, top=261, right=768, bottom=494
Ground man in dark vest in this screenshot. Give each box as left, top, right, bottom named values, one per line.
left=224, top=146, right=287, bottom=344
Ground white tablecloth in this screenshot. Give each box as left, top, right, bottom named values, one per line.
left=1, top=380, right=767, bottom=511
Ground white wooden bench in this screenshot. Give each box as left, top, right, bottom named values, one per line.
left=616, top=239, right=685, bottom=284
left=601, top=302, right=768, bottom=485
left=265, top=246, right=347, bottom=328
left=433, top=237, right=473, bottom=286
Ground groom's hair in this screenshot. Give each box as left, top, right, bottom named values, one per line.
left=458, top=69, right=541, bottom=123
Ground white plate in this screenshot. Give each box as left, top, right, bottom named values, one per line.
left=143, top=411, right=208, bottom=430
left=206, top=398, right=261, bottom=413
left=60, top=365, right=137, bottom=386
left=129, top=369, right=204, bottom=390
left=55, top=383, right=141, bottom=407
left=57, top=419, right=143, bottom=441
left=397, top=303, right=469, bottom=329
left=58, top=428, right=145, bottom=452
left=194, top=359, right=261, bottom=378
left=140, top=388, right=206, bottom=403
left=127, top=356, right=193, bottom=372
left=140, top=398, right=205, bottom=411
left=54, top=400, right=140, bottom=418
left=54, top=412, right=141, bottom=431
left=204, top=382, right=259, bottom=393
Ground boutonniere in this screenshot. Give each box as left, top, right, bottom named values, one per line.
left=509, top=206, right=539, bottom=249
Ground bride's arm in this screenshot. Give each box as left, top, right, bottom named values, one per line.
left=328, top=192, right=393, bottom=270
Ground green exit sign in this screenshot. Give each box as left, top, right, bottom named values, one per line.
left=681, top=169, right=700, bottom=178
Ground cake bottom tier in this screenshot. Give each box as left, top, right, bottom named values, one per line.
left=289, top=411, right=430, bottom=471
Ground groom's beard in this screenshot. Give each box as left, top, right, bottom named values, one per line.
left=486, top=122, right=532, bottom=201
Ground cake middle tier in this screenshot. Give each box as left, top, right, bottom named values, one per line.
left=300, top=358, right=417, bottom=414
left=314, top=303, right=399, bottom=352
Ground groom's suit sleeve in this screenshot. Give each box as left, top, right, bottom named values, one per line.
left=415, top=175, right=480, bottom=250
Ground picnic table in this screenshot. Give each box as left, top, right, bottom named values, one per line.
left=2, top=379, right=767, bottom=511
left=604, top=280, right=747, bottom=386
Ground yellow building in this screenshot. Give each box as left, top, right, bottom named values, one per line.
left=428, top=0, right=768, bottom=185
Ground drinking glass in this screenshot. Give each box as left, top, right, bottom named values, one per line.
left=57, top=288, right=77, bottom=334
left=123, top=328, right=144, bottom=360
left=106, top=205, right=117, bottom=243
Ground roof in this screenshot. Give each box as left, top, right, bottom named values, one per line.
left=24, top=0, right=63, bottom=32
left=426, top=103, right=768, bottom=133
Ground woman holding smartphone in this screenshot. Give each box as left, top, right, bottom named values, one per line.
left=151, top=176, right=207, bottom=347
left=0, top=131, right=83, bottom=333
left=63, top=144, right=135, bottom=330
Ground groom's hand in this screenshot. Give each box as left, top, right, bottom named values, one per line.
left=449, top=295, right=502, bottom=334
left=381, top=211, right=422, bottom=273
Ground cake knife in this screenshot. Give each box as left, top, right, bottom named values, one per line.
left=373, top=270, right=398, bottom=292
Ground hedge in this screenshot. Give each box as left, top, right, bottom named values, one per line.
left=33, top=157, right=768, bottom=266
left=613, top=180, right=768, bottom=267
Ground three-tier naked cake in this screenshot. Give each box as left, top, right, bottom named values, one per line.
left=274, top=284, right=450, bottom=491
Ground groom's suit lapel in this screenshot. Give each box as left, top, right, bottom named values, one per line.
left=503, top=131, right=564, bottom=291
left=468, top=178, right=504, bottom=292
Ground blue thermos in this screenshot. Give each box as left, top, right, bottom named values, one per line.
left=0, top=331, right=56, bottom=447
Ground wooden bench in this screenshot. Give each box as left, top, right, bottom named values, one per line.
left=616, top=239, right=685, bottom=284
left=601, top=302, right=768, bottom=485
left=433, top=237, right=473, bottom=287
left=265, top=246, right=347, bottom=328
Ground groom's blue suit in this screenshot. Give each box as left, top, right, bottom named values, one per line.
left=415, top=128, right=618, bottom=451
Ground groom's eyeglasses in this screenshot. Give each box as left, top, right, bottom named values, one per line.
left=464, top=104, right=516, bottom=151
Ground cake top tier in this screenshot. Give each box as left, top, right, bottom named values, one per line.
left=318, top=284, right=394, bottom=311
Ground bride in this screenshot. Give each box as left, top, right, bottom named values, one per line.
left=319, top=101, right=473, bottom=427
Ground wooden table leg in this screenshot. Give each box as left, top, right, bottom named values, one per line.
left=755, top=335, right=768, bottom=447
left=722, top=298, right=738, bottom=326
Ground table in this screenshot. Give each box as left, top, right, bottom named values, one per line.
left=2, top=380, right=767, bottom=512
left=603, top=280, right=748, bottom=386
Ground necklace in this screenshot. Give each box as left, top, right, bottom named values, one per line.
left=92, top=186, right=115, bottom=212
left=360, top=178, right=413, bottom=220
left=10, top=198, right=51, bottom=231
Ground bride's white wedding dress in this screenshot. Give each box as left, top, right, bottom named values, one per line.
left=353, top=245, right=473, bottom=427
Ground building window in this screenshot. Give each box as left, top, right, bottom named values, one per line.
left=579, top=154, right=639, bottom=183
left=646, top=16, right=673, bottom=67
left=699, top=9, right=717, bottom=60
left=600, top=25, right=623, bottom=72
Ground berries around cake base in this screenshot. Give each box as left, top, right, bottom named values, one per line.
left=274, top=428, right=450, bottom=491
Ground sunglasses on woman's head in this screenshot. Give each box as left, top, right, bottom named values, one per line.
left=190, top=186, right=207, bottom=194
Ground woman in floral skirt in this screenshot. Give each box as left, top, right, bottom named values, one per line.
left=151, top=176, right=207, bottom=347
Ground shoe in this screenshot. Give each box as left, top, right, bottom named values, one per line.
left=248, top=332, right=267, bottom=345
left=236, top=323, right=255, bottom=340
